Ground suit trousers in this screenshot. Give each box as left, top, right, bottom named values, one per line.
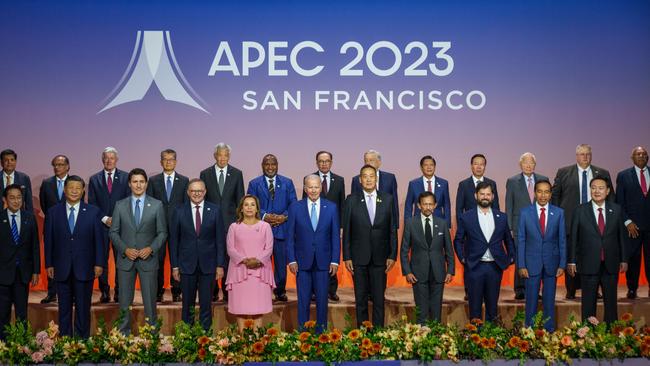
left=353, top=263, right=386, bottom=327
left=46, top=275, right=56, bottom=297
left=297, top=261, right=329, bottom=332
left=581, top=262, right=619, bottom=324
left=565, top=238, right=580, bottom=295
left=0, top=269, right=28, bottom=340
left=214, top=252, right=230, bottom=300
left=157, top=241, right=180, bottom=297
left=273, top=238, right=287, bottom=296
left=512, top=235, right=526, bottom=295
left=411, top=265, right=445, bottom=324
left=118, top=266, right=157, bottom=335
left=181, top=269, right=214, bottom=331
left=56, top=270, right=93, bottom=338
left=98, top=229, right=119, bottom=296
left=524, top=270, right=558, bottom=331
left=625, top=229, right=650, bottom=292
left=466, top=261, right=503, bottom=322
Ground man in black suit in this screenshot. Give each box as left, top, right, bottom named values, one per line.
left=351, top=150, right=399, bottom=228
left=343, top=164, right=397, bottom=327
left=552, top=144, right=613, bottom=299
left=0, top=149, right=33, bottom=212
left=88, top=146, right=131, bottom=303
left=38, top=154, right=70, bottom=304
left=146, top=149, right=189, bottom=302
left=616, top=146, right=650, bottom=299
left=568, top=176, right=627, bottom=324
left=303, top=150, right=345, bottom=302
left=199, top=143, right=244, bottom=302
left=0, top=184, right=39, bottom=340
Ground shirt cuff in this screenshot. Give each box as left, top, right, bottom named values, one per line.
left=101, top=216, right=110, bottom=224
left=288, top=261, right=297, bottom=265
left=568, top=263, right=576, bottom=266
left=624, top=219, right=633, bottom=227
left=331, top=262, right=339, bottom=266
left=172, top=267, right=179, bottom=271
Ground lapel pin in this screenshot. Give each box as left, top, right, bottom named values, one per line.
left=437, top=183, right=441, bottom=187
left=147, top=203, right=151, bottom=207
left=175, top=177, right=179, bottom=181
left=496, top=214, right=500, bottom=218
left=227, top=173, right=231, bottom=177
left=550, top=212, right=554, bottom=215
left=434, top=225, right=438, bottom=228
left=608, top=209, right=613, bottom=213
left=207, top=207, right=211, bottom=211
left=82, top=208, right=87, bottom=211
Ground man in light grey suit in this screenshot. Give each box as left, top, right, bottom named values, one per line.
left=400, top=191, right=454, bottom=324
left=505, top=152, right=548, bottom=300
left=109, top=168, right=167, bottom=334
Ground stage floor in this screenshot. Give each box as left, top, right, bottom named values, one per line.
left=26, top=285, right=650, bottom=335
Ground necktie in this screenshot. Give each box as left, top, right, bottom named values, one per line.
left=134, top=199, right=141, bottom=227
left=218, top=169, right=225, bottom=195
left=597, top=207, right=605, bottom=260
left=427, top=180, right=432, bottom=192
left=539, top=207, right=546, bottom=237
left=641, top=168, right=648, bottom=197
left=581, top=170, right=588, bottom=204
left=425, top=217, right=433, bottom=246
left=107, top=172, right=113, bottom=194
left=366, top=194, right=375, bottom=225
left=68, top=207, right=75, bottom=233
left=310, top=202, right=318, bottom=231
left=527, top=177, right=534, bottom=204
left=195, top=205, right=201, bottom=236
left=322, top=175, right=328, bottom=195
left=268, top=178, right=275, bottom=200
left=57, top=179, right=64, bottom=200
left=5, top=175, right=11, bottom=187
left=166, top=175, right=172, bottom=201
left=10, top=214, right=20, bottom=244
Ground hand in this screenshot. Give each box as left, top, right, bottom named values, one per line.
left=405, top=273, right=418, bottom=284
left=172, top=268, right=180, bottom=282
left=263, top=214, right=277, bottom=224
left=444, top=274, right=453, bottom=284
left=626, top=222, right=639, bottom=238
left=246, top=258, right=262, bottom=269
left=620, top=262, right=628, bottom=273
left=567, top=264, right=576, bottom=277
left=344, top=260, right=354, bottom=274
left=556, top=268, right=565, bottom=277
left=94, top=266, right=103, bottom=278
left=289, top=262, right=298, bottom=274
left=216, top=267, right=224, bottom=280
left=329, top=264, right=338, bottom=276
left=125, top=248, right=139, bottom=261
left=518, top=268, right=529, bottom=279
left=105, top=217, right=112, bottom=227
left=385, top=259, right=396, bottom=273
left=31, top=274, right=39, bottom=286
left=47, top=267, right=54, bottom=279
left=276, top=215, right=288, bottom=225
left=139, top=247, right=153, bottom=260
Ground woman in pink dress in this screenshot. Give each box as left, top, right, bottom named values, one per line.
left=225, top=194, right=275, bottom=330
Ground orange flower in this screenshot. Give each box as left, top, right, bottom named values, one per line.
left=198, top=347, right=207, bottom=360
left=318, top=333, right=330, bottom=344
left=372, top=343, right=381, bottom=353
left=360, top=350, right=369, bottom=359
left=243, top=319, right=255, bottom=329
left=299, top=332, right=311, bottom=342
left=465, top=323, right=477, bottom=332
left=519, top=340, right=530, bottom=353
left=198, top=335, right=210, bottom=346
left=621, top=312, right=633, bottom=322
left=266, top=327, right=279, bottom=336
left=252, top=341, right=265, bottom=354
left=470, top=318, right=483, bottom=326
left=361, top=338, right=373, bottom=349
left=643, top=336, right=650, bottom=346
left=623, top=327, right=635, bottom=336
left=300, top=343, right=312, bottom=353
left=348, top=329, right=361, bottom=340
left=480, top=337, right=489, bottom=348
left=304, top=320, right=317, bottom=328
left=535, top=329, right=545, bottom=339
left=470, top=334, right=481, bottom=344
left=561, top=335, right=573, bottom=347
left=508, top=336, right=521, bottom=348
left=330, top=330, right=342, bottom=342
left=488, top=337, right=496, bottom=349
left=362, top=320, right=373, bottom=329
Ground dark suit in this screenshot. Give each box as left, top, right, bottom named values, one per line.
left=302, top=171, right=345, bottom=297
left=455, top=177, right=500, bottom=222
left=404, top=176, right=452, bottom=227
left=569, top=201, right=627, bottom=323
left=505, top=172, right=548, bottom=296
left=342, top=191, right=397, bottom=327
left=351, top=170, right=399, bottom=228
left=88, top=169, right=130, bottom=296
left=169, top=201, right=225, bottom=330
left=0, top=209, right=39, bottom=340
left=39, top=175, right=68, bottom=297
left=616, top=166, right=650, bottom=292
left=454, top=208, right=514, bottom=322
left=552, top=164, right=612, bottom=296
left=44, top=202, right=104, bottom=338
left=200, top=164, right=244, bottom=300
left=0, top=171, right=33, bottom=212
left=287, top=198, right=340, bottom=330
left=400, top=214, right=454, bottom=323
left=146, top=172, right=189, bottom=298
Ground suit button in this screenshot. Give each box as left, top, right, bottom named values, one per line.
left=71, top=238, right=74, bottom=241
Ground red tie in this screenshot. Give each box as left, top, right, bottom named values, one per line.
left=539, top=207, right=546, bottom=237
left=427, top=180, right=432, bottom=192
left=641, top=169, right=648, bottom=197
left=598, top=207, right=605, bottom=260
left=107, top=172, right=113, bottom=194
left=195, top=205, right=201, bottom=236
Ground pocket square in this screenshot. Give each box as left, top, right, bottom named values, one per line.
left=438, top=232, right=444, bottom=236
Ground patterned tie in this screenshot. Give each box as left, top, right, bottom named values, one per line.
left=366, top=194, right=375, bottom=225
left=424, top=217, right=433, bottom=246
left=218, top=169, right=225, bottom=195
left=527, top=177, right=534, bottom=204
left=322, top=175, right=328, bottom=195
left=539, top=207, right=546, bottom=237
left=597, top=207, right=605, bottom=260
left=5, top=175, right=11, bottom=187
left=68, top=207, right=75, bottom=233
left=10, top=214, right=20, bottom=244
left=427, top=180, right=432, bottom=193
left=310, top=202, right=318, bottom=231
left=581, top=170, right=588, bottom=204
left=166, top=175, right=172, bottom=201
left=641, top=168, right=648, bottom=197
left=268, top=178, right=275, bottom=200
left=195, top=205, right=201, bottom=236
left=57, top=179, right=64, bottom=200
left=107, top=172, right=113, bottom=194
left=134, top=199, right=141, bottom=227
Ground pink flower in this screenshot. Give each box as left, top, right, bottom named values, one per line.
left=577, top=326, right=589, bottom=338
left=35, top=331, right=49, bottom=346
left=587, top=317, right=599, bottom=326
left=31, top=351, right=45, bottom=363
left=158, top=342, right=174, bottom=354
left=218, top=337, right=230, bottom=348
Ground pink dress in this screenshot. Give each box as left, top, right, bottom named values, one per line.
left=225, top=220, right=275, bottom=315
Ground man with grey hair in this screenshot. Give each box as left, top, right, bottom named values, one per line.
left=552, top=144, right=613, bottom=299
left=88, top=146, right=131, bottom=303
left=505, top=152, right=548, bottom=300
left=351, top=150, right=399, bottom=228
left=199, top=143, right=244, bottom=302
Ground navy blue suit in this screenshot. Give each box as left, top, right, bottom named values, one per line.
left=352, top=170, right=399, bottom=227
left=247, top=174, right=297, bottom=296
left=0, top=171, right=33, bottom=212
left=454, top=208, right=514, bottom=322
left=169, top=201, right=225, bottom=330
left=44, top=202, right=104, bottom=338
left=517, top=204, right=566, bottom=330
left=404, top=176, right=452, bottom=227
left=455, top=177, right=500, bottom=222
left=39, top=175, right=67, bottom=297
left=287, top=198, right=340, bottom=331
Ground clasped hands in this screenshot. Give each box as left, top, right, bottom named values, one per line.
left=263, top=214, right=287, bottom=227
left=566, top=263, right=627, bottom=277
left=241, top=257, right=263, bottom=269
left=125, top=247, right=153, bottom=261
left=47, top=266, right=103, bottom=280
left=518, top=268, right=564, bottom=279
left=344, top=259, right=395, bottom=275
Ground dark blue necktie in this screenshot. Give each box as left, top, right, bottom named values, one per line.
left=10, top=214, right=20, bottom=244
left=68, top=207, right=75, bottom=233
left=166, top=176, right=172, bottom=201
left=135, top=199, right=141, bottom=226
left=581, top=170, right=588, bottom=204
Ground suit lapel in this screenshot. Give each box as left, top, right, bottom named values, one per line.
left=586, top=203, right=601, bottom=235
left=604, top=203, right=615, bottom=235
left=359, top=194, right=373, bottom=226
left=488, top=211, right=501, bottom=243
left=413, top=216, right=426, bottom=248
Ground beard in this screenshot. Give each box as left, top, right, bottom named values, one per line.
left=478, top=199, right=492, bottom=208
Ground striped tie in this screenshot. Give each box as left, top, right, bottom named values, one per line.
left=10, top=214, right=20, bottom=244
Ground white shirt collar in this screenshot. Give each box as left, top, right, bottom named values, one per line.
left=66, top=201, right=81, bottom=211
left=592, top=201, right=605, bottom=210
left=577, top=164, right=591, bottom=173
left=364, top=190, right=377, bottom=198
left=477, top=206, right=492, bottom=215
left=57, top=175, right=68, bottom=181
left=634, top=165, right=648, bottom=174
left=192, top=200, right=205, bottom=209
left=308, top=197, right=321, bottom=206
left=164, top=171, right=176, bottom=180
left=7, top=208, right=20, bottom=218
left=3, top=171, right=15, bottom=179
left=473, top=175, right=483, bottom=184
left=422, top=175, right=436, bottom=184
left=215, top=164, right=229, bottom=176
left=523, top=173, right=535, bottom=181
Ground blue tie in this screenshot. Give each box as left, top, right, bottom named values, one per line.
left=166, top=176, right=172, bottom=201
left=10, top=214, right=20, bottom=244
left=310, top=202, right=318, bottom=231
left=581, top=170, right=588, bottom=204
left=68, top=207, right=75, bottom=233
left=57, top=179, right=64, bottom=200
left=135, top=199, right=141, bottom=226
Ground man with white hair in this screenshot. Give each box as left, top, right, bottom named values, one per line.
left=505, top=152, right=548, bottom=300
left=351, top=150, right=399, bottom=228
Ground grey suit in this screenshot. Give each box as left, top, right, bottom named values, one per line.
left=400, top=215, right=454, bottom=324
left=505, top=172, right=548, bottom=295
left=109, top=195, right=167, bottom=334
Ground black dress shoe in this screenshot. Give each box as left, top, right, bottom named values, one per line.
left=100, top=293, right=110, bottom=303
left=627, top=290, right=637, bottom=299
left=156, top=294, right=164, bottom=302
left=329, top=293, right=340, bottom=302
left=566, top=292, right=576, bottom=300
left=113, top=295, right=119, bottom=303
left=514, top=292, right=525, bottom=300
left=275, top=294, right=288, bottom=302
left=311, top=294, right=316, bottom=302
left=172, top=294, right=181, bottom=302
left=222, top=292, right=228, bottom=302
left=40, top=294, right=57, bottom=304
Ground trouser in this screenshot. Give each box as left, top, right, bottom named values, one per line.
left=117, top=267, right=157, bottom=335
left=181, top=269, right=214, bottom=331
left=466, top=261, right=502, bottom=322
left=625, top=229, right=650, bottom=292
left=273, top=238, right=287, bottom=296
left=581, top=262, right=618, bottom=324
left=297, top=261, right=329, bottom=332
left=524, top=268, right=558, bottom=331
left=411, top=266, right=444, bottom=324
left=352, top=263, right=386, bottom=327
left=0, top=270, right=28, bottom=340
left=57, top=271, right=93, bottom=339
left=157, top=241, right=180, bottom=297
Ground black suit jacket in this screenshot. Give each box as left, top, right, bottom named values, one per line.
left=88, top=169, right=131, bottom=220
left=200, top=164, right=245, bottom=231
left=39, top=175, right=67, bottom=216
left=569, top=202, right=627, bottom=275
left=616, top=166, right=650, bottom=231
left=400, top=215, right=454, bottom=283
left=0, top=210, right=40, bottom=285
left=0, top=171, right=34, bottom=212
left=455, top=176, right=500, bottom=222
left=351, top=170, right=399, bottom=227
left=146, top=172, right=189, bottom=224
left=342, top=191, right=397, bottom=266
left=302, top=171, right=346, bottom=220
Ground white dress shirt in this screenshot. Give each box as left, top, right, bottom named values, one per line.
left=191, top=200, right=205, bottom=229
left=473, top=175, right=484, bottom=187
left=477, top=207, right=495, bottom=261
left=422, top=176, right=436, bottom=192
left=66, top=201, right=80, bottom=227
left=421, top=213, right=433, bottom=233
left=577, top=165, right=593, bottom=203
left=214, top=164, right=229, bottom=181
left=592, top=201, right=606, bottom=225
left=635, top=165, right=649, bottom=191
left=7, top=209, right=20, bottom=232
left=318, top=171, right=331, bottom=190
left=536, top=203, right=548, bottom=234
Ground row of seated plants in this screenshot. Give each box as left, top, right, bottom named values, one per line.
left=1, top=312, right=649, bottom=365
